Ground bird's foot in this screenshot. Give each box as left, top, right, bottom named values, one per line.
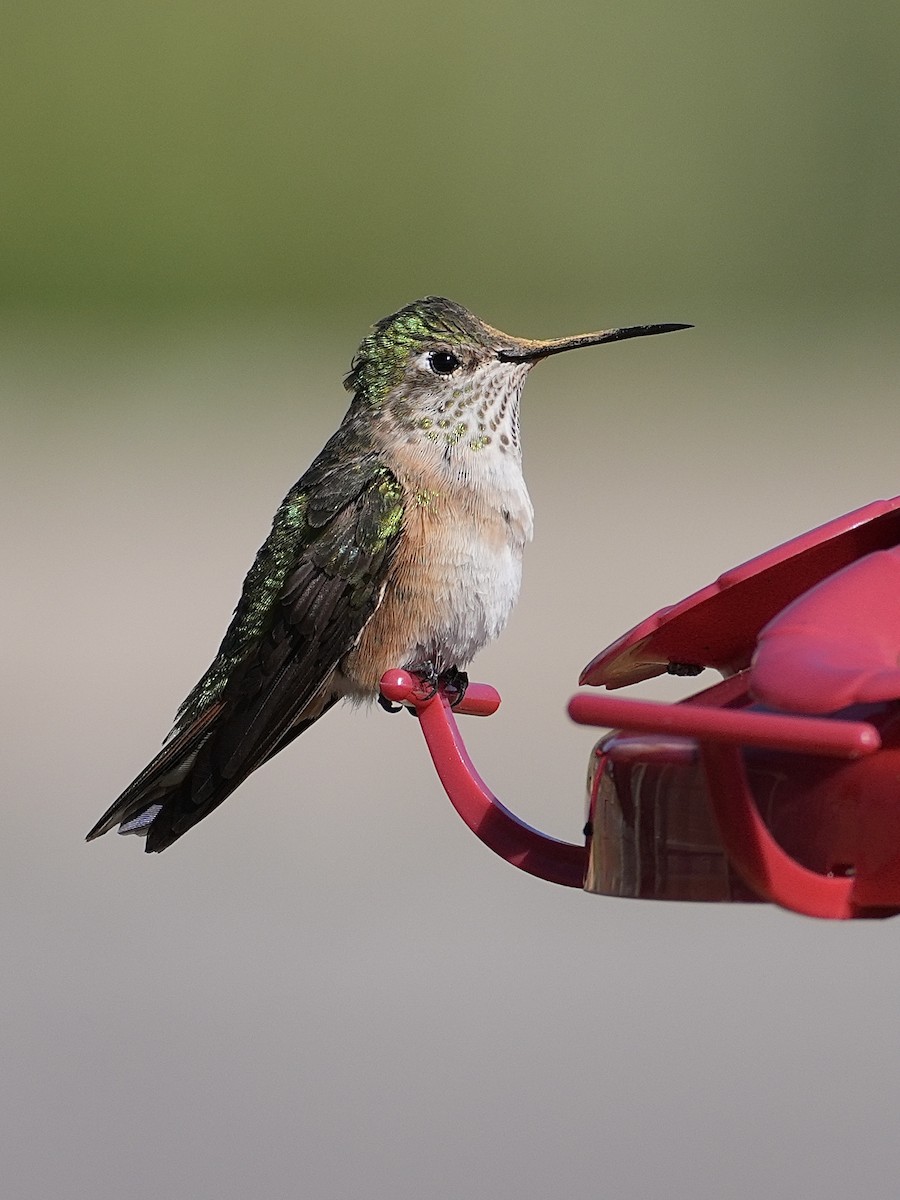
left=405, top=662, right=469, bottom=708
left=379, top=663, right=449, bottom=716
left=440, top=667, right=469, bottom=709
left=406, top=660, right=440, bottom=701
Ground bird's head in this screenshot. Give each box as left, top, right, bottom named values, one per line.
left=345, top=296, right=690, bottom=455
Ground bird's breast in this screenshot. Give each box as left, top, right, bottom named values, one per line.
left=341, top=439, right=533, bottom=695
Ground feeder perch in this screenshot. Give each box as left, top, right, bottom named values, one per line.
left=384, top=495, right=900, bottom=920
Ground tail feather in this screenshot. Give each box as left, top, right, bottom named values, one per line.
left=85, top=702, right=224, bottom=844
left=87, top=695, right=337, bottom=853
left=118, top=805, right=164, bottom=836
left=142, top=698, right=336, bottom=853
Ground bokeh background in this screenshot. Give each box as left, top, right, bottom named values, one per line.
left=4, top=3, right=900, bottom=1198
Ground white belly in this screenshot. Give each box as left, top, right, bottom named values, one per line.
left=343, top=429, right=534, bottom=694
left=400, top=520, right=526, bottom=672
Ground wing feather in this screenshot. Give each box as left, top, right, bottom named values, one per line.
left=88, top=451, right=405, bottom=852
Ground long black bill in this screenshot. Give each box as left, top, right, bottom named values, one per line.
left=497, top=322, right=692, bottom=363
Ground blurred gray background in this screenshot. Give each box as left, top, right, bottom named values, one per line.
left=4, top=3, right=900, bottom=1198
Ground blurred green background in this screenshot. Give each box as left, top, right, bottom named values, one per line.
left=5, top=5, right=900, bottom=1200
left=4, top=0, right=898, bottom=326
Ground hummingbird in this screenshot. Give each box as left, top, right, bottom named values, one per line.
left=87, top=297, right=689, bottom=852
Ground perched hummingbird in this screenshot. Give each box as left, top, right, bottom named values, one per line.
left=87, top=297, right=689, bottom=852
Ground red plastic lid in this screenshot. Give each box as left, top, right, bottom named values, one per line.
left=581, top=496, right=900, bottom=689
left=751, top=547, right=900, bottom=713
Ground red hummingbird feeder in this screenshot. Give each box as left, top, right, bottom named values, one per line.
left=381, top=495, right=900, bottom=920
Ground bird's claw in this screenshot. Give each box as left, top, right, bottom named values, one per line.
left=383, top=663, right=469, bottom=715
left=441, top=667, right=469, bottom=709
left=406, top=663, right=469, bottom=708
left=407, top=660, right=440, bottom=701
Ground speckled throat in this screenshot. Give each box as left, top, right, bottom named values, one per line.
left=382, top=356, right=530, bottom=463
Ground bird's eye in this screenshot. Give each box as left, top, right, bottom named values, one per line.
left=428, top=350, right=460, bottom=376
